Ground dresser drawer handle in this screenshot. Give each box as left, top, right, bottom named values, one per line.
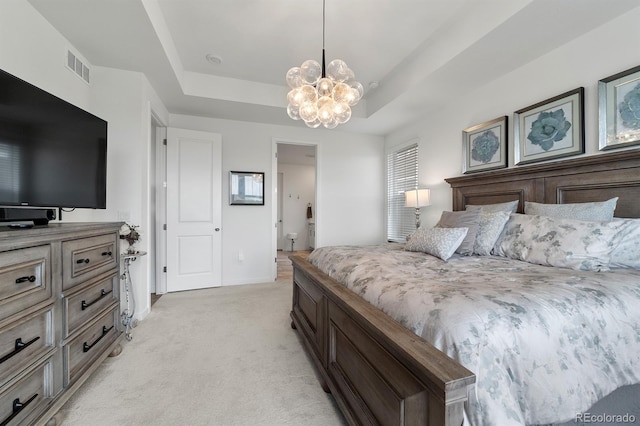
left=76, top=258, right=90, bottom=264
left=102, top=251, right=113, bottom=257
left=83, top=325, right=114, bottom=353
left=0, top=337, right=40, bottom=365
left=15, top=275, right=36, bottom=284
left=81, top=289, right=113, bottom=310
left=0, top=393, right=38, bottom=426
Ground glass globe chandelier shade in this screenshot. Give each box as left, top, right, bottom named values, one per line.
left=286, top=58, right=362, bottom=129
left=285, top=0, right=362, bottom=129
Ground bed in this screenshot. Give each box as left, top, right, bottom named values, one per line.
left=289, top=149, right=640, bottom=426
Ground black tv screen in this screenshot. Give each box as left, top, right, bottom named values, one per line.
left=0, top=68, right=107, bottom=209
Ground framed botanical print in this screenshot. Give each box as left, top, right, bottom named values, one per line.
left=599, top=65, right=640, bottom=150
left=462, top=116, right=508, bottom=173
left=514, top=87, right=584, bottom=165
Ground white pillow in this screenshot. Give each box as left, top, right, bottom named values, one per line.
left=610, top=218, right=640, bottom=269
left=435, top=209, right=481, bottom=256
left=466, top=200, right=518, bottom=213
left=474, top=210, right=511, bottom=256
left=494, top=214, right=626, bottom=271
left=404, top=227, right=468, bottom=261
left=524, top=198, right=618, bottom=222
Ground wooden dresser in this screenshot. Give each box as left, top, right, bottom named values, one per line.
left=0, top=223, right=124, bottom=425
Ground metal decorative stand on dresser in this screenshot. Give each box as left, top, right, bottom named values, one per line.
left=0, top=222, right=124, bottom=426
left=120, top=251, right=146, bottom=341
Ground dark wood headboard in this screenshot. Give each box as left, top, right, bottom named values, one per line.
left=445, top=149, right=640, bottom=218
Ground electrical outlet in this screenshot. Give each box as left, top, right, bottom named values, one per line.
left=238, top=249, right=245, bottom=262
left=118, top=211, right=130, bottom=221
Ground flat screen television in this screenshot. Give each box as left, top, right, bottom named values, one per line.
left=0, top=68, right=107, bottom=213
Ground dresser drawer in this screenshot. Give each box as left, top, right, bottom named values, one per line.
left=63, top=273, right=119, bottom=338
left=62, top=233, right=117, bottom=290
left=0, top=357, right=54, bottom=426
left=64, top=307, right=119, bottom=386
left=0, top=306, right=54, bottom=385
left=0, top=245, right=52, bottom=322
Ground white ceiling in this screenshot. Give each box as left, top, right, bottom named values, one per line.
left=28, top=0, right=640, bottom=136
left=277, top=143, right=316, bottom=166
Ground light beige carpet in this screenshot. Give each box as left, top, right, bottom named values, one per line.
left=57, top=281, right=346, bottom=426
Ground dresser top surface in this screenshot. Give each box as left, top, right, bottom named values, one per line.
left=0, top=222, right=123, bottom=242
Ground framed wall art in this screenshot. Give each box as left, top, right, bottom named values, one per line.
left=514, top=87, right=584, bottom=165
left=229, top=171, right=264, bottom=205
left=599, top=65, right=640, bottom=150
left=462, top=116, right=508, bottom=173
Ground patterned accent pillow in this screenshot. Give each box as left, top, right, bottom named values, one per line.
left=404, top=227, right=468, bottom=261
left=610, top=218, right=640, bottom=269
left=474, top=210, right=511, bottom=256
left=435, top=209, right=481, bottom=256
left=466, top=200, right=519, bottom=213
left=524, top=198, right=618, bottom=222
left=494, top=214, right=626, bottom=271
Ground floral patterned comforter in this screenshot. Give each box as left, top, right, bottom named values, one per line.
left=307, top=244, right=640, bottom=426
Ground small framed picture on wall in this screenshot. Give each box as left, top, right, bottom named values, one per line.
left=229, top=171, right=264, bottom=205
left=462, top=116, right=508, bottom=174
left=599, top=65, right=640, bottom=150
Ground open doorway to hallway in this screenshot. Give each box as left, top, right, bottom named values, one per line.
left=275, top=142, right=316, bottom=280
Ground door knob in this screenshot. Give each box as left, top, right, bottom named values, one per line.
left=215, top=228, right=220, bottom=231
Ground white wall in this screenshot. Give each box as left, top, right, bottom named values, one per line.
left=0, top=1, right=91, bottom=113
left=0, top=0, right=95, bottom=108
left=385, top=6, right=640, bottom=228
left=169, top=114, right=385, bottom=285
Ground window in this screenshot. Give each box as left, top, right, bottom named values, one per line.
left=386, top=143, right=418, bottom=242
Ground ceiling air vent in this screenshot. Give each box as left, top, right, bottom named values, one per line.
left=66, top=49, right=90, bottom=84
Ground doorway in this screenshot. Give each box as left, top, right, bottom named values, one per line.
left=273, top=141, right=317, bottom=280
left=149, top=114, right=164, bottom=303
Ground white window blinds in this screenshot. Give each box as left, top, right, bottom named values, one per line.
left=386, top=143, right=418, bottom=242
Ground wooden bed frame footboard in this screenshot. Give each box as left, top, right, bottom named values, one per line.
left=290, top=255, right=475, bottom=426
left=290, top=149, right=640, bottom=426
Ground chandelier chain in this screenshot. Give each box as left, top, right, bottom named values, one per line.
left=322, top=0, right=325, bottom=50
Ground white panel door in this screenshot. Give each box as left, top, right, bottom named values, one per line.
left=166, top=128, right=222, bottom=292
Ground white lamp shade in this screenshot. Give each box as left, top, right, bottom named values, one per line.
left=404, top=189, right=431, bottom=208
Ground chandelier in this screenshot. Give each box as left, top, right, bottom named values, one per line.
left=285, top=0, right=363, bottom=129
